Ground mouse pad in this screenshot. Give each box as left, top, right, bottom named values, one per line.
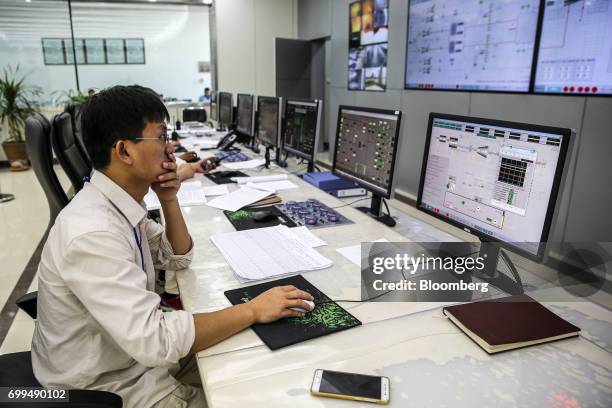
left=224, top=275, right=361, bottom=350
left=205, top=170, right=249, bottom=185
left=223, top=206, right=297, bottom=231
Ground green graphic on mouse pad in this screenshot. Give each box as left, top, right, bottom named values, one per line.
left=224, top=275, right=361, bottom=350
left=223, top=205, right=296, bottom=231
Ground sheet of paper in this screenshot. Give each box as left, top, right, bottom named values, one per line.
left=233, top=174, right=288, bottom=184
left=222, top=159, right=265, bottom=170
left=245, top=182, right=276, bottom=193
left=210, top=225, right=333, bottom=282
left=187, top=139, right=218, bottom=149
left=336, top=239, right=389, bottom=268
left=144, top=181, right=206, bottom=209
left=206, top=186, right=271, bottom=212
left=202, top=184, right=229, bottom=196
left=251, top=180, right=298, bottom=191
left=290, top=226, right=328, bottom=248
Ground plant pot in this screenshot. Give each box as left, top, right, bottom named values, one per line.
left=2, top=141, right=29, bottom=171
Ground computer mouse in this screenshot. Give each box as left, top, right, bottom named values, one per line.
left=253, top=210, right=278, bottom=223
left=290, top=299, right=315, bottom=314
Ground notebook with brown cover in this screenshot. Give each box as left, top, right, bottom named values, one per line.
left=443, top=294, right=580, bottom=354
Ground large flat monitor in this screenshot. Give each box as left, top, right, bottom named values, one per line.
left=404, top=0, right=540, bottom=92
left=417, top=113, right=572, bottom=260
left=332, top=105, right=402, bottom=227
left=282, top=99, right=322, bottom=171
left=534, top=0, right=612, bottom=95
left=218, top=91, right=233, bottom=129
left=236, top=93, right=256, bottom=138
left=210, top=91, right=218, bottom=121
left=256, top=96, right=282, bottom=148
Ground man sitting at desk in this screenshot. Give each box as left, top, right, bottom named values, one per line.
left=32, top=85, right=314, bottom=408
left=198, top=87, right=211, bottom=103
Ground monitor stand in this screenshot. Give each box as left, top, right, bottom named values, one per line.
left=471, top=243, right=524, bottom=295
left=275, top=148, right=287, bottom=168
left=264, top=146, right=272, bottom=169
left=357, top=194, right=396, bottom=227
left=306, top=160, right=315, bottom=173
left=245, top=137, right=260, bottom=154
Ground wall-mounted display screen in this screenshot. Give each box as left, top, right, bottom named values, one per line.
left=534, top=0, right=612, bottom=95
left=348, top=0, right=389, bottom=91
left=404, top=0, right=540, bottom=92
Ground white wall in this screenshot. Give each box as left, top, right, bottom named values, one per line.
left=0, top=1, right=212, bottom=103
left=72, top=2, right=212, bottom=102
left=215, top=0, right=298, bottom=97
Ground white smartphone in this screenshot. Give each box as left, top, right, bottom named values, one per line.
left=310, top=369, right=390, bottom=404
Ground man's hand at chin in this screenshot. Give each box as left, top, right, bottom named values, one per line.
left=151, top=144, right=181, bottom=203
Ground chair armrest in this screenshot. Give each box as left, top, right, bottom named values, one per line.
left=16, top=291, right=38, bottom=320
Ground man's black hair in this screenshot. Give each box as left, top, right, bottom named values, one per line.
left=81, top=85, right=169, bottom=169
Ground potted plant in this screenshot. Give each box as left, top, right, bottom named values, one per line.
left=53, top=88, right=89, bottom=107
left=0, top=65, right=42, bottom=171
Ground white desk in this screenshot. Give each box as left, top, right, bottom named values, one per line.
left=175, top=137, right=612, bottom=408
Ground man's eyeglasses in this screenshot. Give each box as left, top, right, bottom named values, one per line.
left=133, top=134, right=170, bottom=143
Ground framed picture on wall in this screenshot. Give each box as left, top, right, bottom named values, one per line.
left=125, top=39, right=145, bottom=64
left=348, top=0, right=388, bottom=91
left=85, top=38, right=106, bottom=64
left=42, top=38, right=65, bottom=65
left=105, top=39, right=126, bottom=64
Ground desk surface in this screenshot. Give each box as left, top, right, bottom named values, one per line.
left=175, top=132, right=612, bottom=408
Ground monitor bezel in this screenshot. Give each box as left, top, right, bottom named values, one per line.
left=416, top=112, right=573, bottom=261
left=256, top=95, right=282, bottom=148
left=235, top=93, right=256, bottom=137
left=331, top=105, right=403, bottom=199
left=210, top=91, right=218, bottom=122
left=282, top=98, right=322, bottom=162
left=217, top=91, right=233, bottom=127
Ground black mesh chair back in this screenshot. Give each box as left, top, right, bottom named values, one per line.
left=25, top=114, right=69, bottom=228
left=51, top=111, right=92, bottom=193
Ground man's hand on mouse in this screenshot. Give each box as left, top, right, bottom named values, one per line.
left=245, top=285, right=314, bottom=323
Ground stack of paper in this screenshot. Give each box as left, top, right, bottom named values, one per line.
left=202, top=184, right=229, bottom=196
left=222, top=159, right=265, bottom=170
left=206, top=186, right=273, bottom=212
left=144, top=180, right=207, bottom=210
left=233, top=174, right=298, bottom=191
left=210, top=225, right=333, bottom=282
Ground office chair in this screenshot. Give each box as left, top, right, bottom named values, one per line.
left=51, top=111, right=93, bottom=193
left=25, top=114, right=70, bottom=229
left=64, top=102, right=92, bottom=165
left=0, top=295, right=123, bottom=407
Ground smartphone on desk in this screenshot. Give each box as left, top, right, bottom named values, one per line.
left=310, top=369, right=389, bottom=404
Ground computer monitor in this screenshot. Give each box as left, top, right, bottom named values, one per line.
left=282, top=99, right=322, bottom=172
left=417, top=113, right=572, bottom=263
left=210, top=91, right=218, bottom=122
left=332, top=106, right=402, bottom=227
left=182, top=107, right=206, bottom=123
left=236, top=93, right=256, bottom=138
left=256, top=96, right=282, bottom=147
left=256, top=96, right=283, bottom=168
left=218, top=91, right=233, bottom=129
